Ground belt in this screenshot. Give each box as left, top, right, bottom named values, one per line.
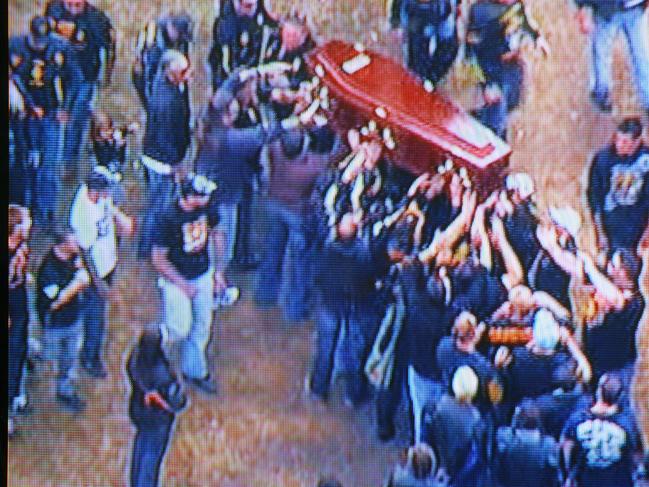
left=140, top=154, right=172, bottom=175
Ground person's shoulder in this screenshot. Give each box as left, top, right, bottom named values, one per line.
left=563, top=407, right=591, bottom=434
left=8, top=34, right=27, bottom=51
left=592, top=144, right=616, bottom=166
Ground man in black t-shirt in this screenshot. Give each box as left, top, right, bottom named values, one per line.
left=37, top=229, right=90, bottom=413
left=151, top=174, right=224, bottom=394
left=436, top=312, right=504, bottom=414
left=587, top=118, right=649, bottom=256
left=561, top=374, right=641, bottom=487
left=46, top=0, right=115, bottom=171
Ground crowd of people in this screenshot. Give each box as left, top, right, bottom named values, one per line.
left=7, top=0, right=649, bottom=486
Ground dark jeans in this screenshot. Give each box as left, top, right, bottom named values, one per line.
left=311, top=297, right=381, bottom=403
left=376, top=349, right=408, bottom=437
left=27, top=116, right=64, bottom=222
left=9, top=118, right=29, bottom=206
left=82, top=281, right=107, bottom=367
left=255, top=200, right=311, bottom=320
left=130, top=420, right=173, bottom=487
left=310, top=302, right=344, bottom=398
left=64, top=81, right=95, bottom=172
left=43, top=320, right=83, bottom=397
left=137, top=168, right=175, bottom=260
left=233, top=188, right=254, bottom=263
left=9, top=286, right=29, bottom=408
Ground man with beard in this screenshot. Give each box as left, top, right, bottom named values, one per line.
left=577, top=248, right=644, bottom=379
left=195, top=68, right=281, bottom=270
left=46, top=0, right=115, bottom=173
left=255, top=127, right=336, bottom=321
left=151, top=174, right=223, bottom=394
left=10, top=16, right=82, bottom=226
left=307, top=212, right=391, bottom=407
left=133, top=12, right=194, bottom=102
left=136, top=50, right=192, bottom=260
left=37, top=229, right=89, bottom=413
left=588, top=118, right=649, bottom=257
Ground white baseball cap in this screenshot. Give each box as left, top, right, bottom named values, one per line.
left=505, top=173, right=535, bottom=199
left=549, top=206, right=581, bottom=239
left=533, top=308, right=560, bottom=351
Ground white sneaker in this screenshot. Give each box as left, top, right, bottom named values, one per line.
left=213, top=286, right=240, bottom=309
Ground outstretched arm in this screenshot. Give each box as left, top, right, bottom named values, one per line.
left=577, top=250, right=626, bottom=309
left=491, top=215, right=524, bottom=290
left=418, top=189, right=477, bottom=263
left=536, top=225, right=579, bottom=277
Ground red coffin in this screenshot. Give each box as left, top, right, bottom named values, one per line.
left=306, top=40, right=511, bottom=194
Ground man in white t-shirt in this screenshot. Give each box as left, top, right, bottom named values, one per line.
left=70, top=171, right=134, bottom=378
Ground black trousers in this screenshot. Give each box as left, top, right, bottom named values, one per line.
left=234, top=190, right=254, bottom=263
left=8, top=286, right=28, bottom=408
left=130, top=419, right=173, bottom=487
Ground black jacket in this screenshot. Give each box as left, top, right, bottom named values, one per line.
left=140, top=71, right=191, bottom=166
left=127, top=336, right=186, bottom=427
left=46, top=0, right=114, bottom=82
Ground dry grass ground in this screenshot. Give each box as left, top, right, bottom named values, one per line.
left=8, top=1, right=649, bottom=486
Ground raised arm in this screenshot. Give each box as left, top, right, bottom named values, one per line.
left=50, top=268, right=91, bottom=311
left=577, top=250, right=626, bottom=309
left=491, top=215, right=524, bottom=290
left=536, top=225, right=579, bottom=277
left=559, top=326, right=592, bottom=384
left=418, top=189, right=477, bottom=263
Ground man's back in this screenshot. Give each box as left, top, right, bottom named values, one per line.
left=495, top=426, right=559, bottom=487
left=426, top=394, right=483, bottom=477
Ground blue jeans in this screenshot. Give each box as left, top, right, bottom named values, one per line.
left=27, top=116, right=64, bottom=221
left=310, top=302, right=344, bottom=398
left=82, top=282, right=107, bottom=367
left=255, top=200, right=311, bottom=320
left=43, top=320, right=82, bottom=397
left=64, top=81, right=95, bottom=171
left=8, top=286, right=28, bottom=408
left=160, top=270, right=214, bottom=380
left=312, top=297, right=381, bottom=403
left=408, top=366, right=444, bottom=443
left=217, top=203, right=238, bottom=267
left=130, top=421, right=173, bottom=487
left=592, top=7, right=649, bottom=109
